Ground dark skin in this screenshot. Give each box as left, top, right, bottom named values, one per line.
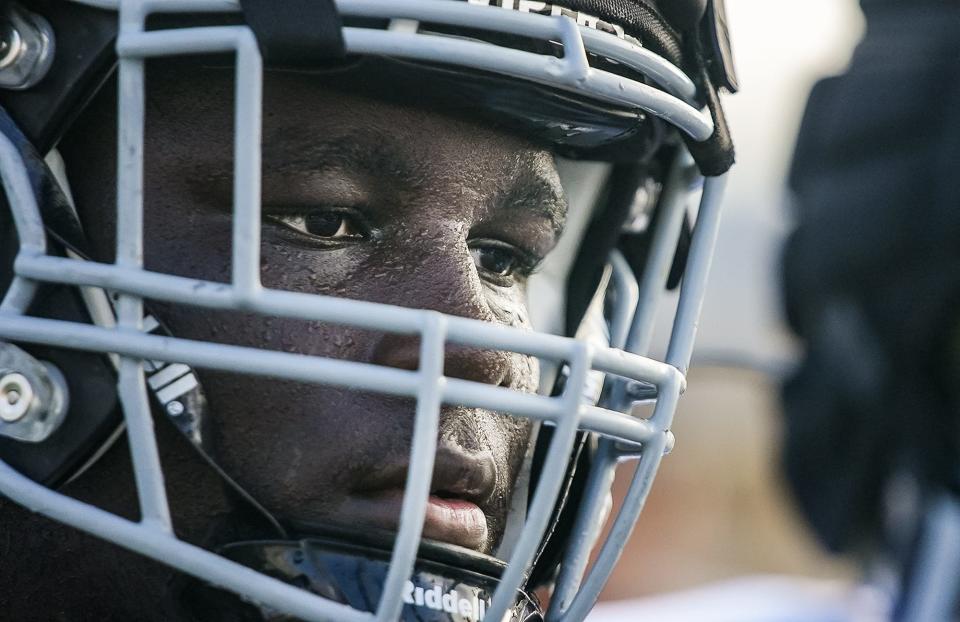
left=0, top=65, right=566, bottom=619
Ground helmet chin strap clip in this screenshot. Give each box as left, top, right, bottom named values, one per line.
left=0, top=340, right=68, bottom=442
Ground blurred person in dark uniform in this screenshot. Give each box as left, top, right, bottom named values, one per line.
left=783, top=0, right=960, bottom=619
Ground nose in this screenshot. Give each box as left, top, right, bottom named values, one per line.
left=371, top=332, right=520, bottom=389
left=367, top=237, right=531, bottom=390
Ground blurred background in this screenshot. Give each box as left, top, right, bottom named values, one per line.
left=592, top=0, right=870, bottom=615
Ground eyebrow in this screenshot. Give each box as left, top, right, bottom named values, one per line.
left=498, top=165, right=568, bottom=237
left=263, top=129, right=431, bottom=193
left=263, top=128, right=567, bottom=235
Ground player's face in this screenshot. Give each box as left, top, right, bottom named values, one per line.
left=70, top=67, right=567, bottom=554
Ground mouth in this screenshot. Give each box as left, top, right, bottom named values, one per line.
left=342, top=445, right=498, bottom=551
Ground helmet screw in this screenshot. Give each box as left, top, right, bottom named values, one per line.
left=0, top=372, right=35, bottom=422
left=0, top=344, right=69, bottom=441
left=165, top=401, right=185, bottom=417
left=0, top=4, right=54, bottom=90
left=663, top=430, right=676, bottom=455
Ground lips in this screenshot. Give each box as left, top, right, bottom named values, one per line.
left=343, top=445, right=498, bottom=551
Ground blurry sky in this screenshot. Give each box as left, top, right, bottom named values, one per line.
left=652, top=0, right=866, bottom=374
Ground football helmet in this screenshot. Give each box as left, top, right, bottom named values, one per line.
left=0, top=1, right=736, bottom=620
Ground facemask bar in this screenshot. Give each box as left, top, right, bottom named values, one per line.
left=552, top=160, right=727, bottom=622
left=550, top=151, right=698, bottom=617
left=0, top=1, right=727, bottom=621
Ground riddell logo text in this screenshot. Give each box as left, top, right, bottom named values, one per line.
left=466, top=0, right=641, bottom=45
left=402, top=580, right=489, bottom=621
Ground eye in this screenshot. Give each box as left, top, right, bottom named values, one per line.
left=469, top=240, right=539, bottom=281
left=471, top=246, right=517, bottom=277
left=268, top=208, right=366, bottom=241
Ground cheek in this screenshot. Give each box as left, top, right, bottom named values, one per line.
left=497, top=416, right=533, bottom=472
left=482, top=283, right=533, bottom=330
left=258, top=230, right=370, bottom=296
left=205, top=380, right=415, bottom=512
left=143, top=209, right=384, bottom=357
left=144, top=201, right=232, bottom=284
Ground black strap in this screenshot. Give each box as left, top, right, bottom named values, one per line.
left=702, top=0, right=738, bottom=93
left=565, top=163, right=647, bottom=336
left=238, top=0, right=346, bottom=66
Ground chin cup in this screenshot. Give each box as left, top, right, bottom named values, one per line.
left=187, top=529, right=543, bottom=621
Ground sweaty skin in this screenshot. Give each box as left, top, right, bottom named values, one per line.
left=0, top=64, right=566, bottom=619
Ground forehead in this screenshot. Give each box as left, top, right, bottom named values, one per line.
left=148, top=65, right=562, bottom=186
left=145, top=64, right=567, bottom=234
